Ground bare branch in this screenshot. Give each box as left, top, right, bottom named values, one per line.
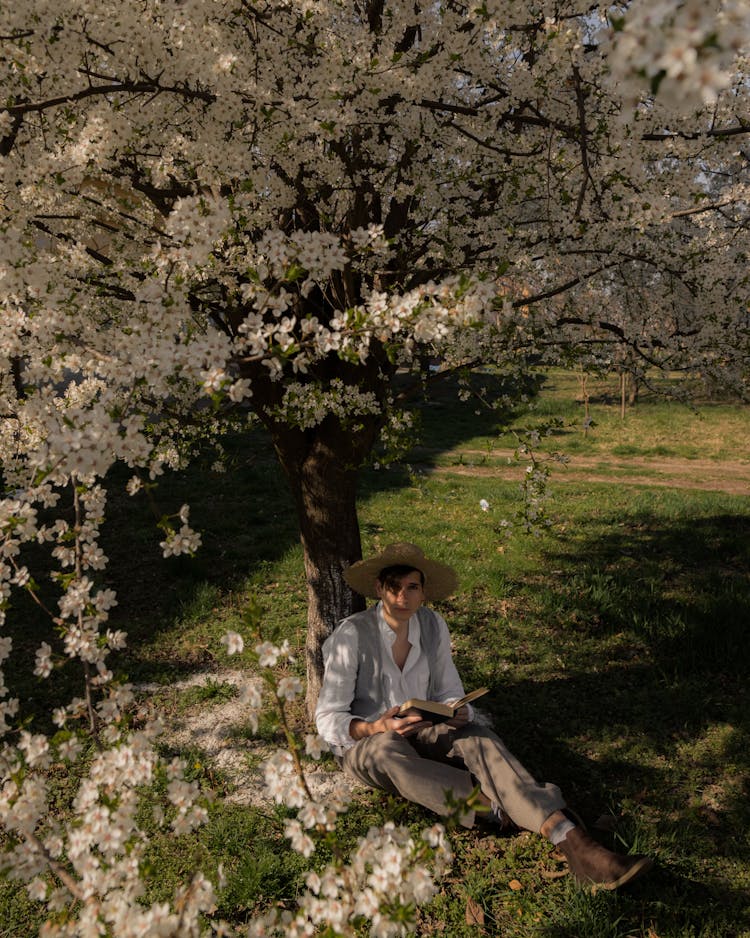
left=24, top=832, right=84, bottom=902
left=419, top=98, right=479, bottom=117
left=671, top=200, right=733, bottom=218
left=450, top=119, right=545, bottom=158
left=514, top=263, right=619, bottom=307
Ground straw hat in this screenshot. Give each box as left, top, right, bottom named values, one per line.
left=344, top=542, right=458, bottom=600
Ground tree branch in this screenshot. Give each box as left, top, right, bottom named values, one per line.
left=514, top=263, right=619, bottom=307
left=642, top=122, right=750, bottom=142
left=24, top=831, right=84, bottom=902
left=572, top=66, right=592, bottom=219
left=451, top=119, right=546, bottom=157
left=7, top=78, right=214, bottom=118
left=671, top=200, right=733, bottom=218
left=419, top=98, right=479, bottom=117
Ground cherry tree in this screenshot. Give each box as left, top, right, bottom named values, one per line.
left=2, top=0, right=750, bottom=708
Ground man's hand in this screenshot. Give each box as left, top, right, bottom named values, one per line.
left=349, top=705, right=432, bottom=740
left=445, top=705, right=470, bottom=729
left=387, top=705, right=433, bottom=736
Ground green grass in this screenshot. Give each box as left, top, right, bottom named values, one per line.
left=504, top=369, right=750, bottom=462
left=409, top=368, right=750, bottom=470
left=140, top=803, right=310, bottom=922
left=3, top=370, right=750, bottom=936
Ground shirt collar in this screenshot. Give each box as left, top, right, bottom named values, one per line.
left=376, top=601, right=422, bottom=649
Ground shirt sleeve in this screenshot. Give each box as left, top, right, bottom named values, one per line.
left=314, top=620, right=361, bottom=749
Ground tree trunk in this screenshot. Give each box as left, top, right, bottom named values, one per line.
left=627, top=373, right=640, bottom=406
left=242, top=343, right=392, bottom=719
left=270, top=415, right=380, bottom=719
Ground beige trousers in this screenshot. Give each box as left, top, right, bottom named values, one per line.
left=341, top=721, right=566, bottom=831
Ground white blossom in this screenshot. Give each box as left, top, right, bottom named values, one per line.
left=284, top=818, right=315, bottom=857
left=33, top=642, right=53, bottom=678
left=277, top=676, right=302, bottom=701
left=304, top=734, right=328, bottom=759
left=255, top=640, right=290, bottom=669
left=221, top=631, right=244, bottom=656
left=126, top=476, right=143, bottom=496
left=160, top=525, right=202, bottom=558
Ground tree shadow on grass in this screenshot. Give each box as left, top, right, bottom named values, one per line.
left=535, top=866, right=750, bottom=938
left=450, top=509, right=750, bottom=937
left=392, top=367, right=541, bottom=463
left=101, top=435, right=303, bottom=674
left=3, top=429, right=302, bottom=725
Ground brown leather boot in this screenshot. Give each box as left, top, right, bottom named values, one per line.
left=558, top=826, right=653, bottom=891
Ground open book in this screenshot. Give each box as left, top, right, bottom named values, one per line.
left=397, top=687, right=489, bottom=724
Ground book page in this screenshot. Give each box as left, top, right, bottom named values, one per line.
left=399, top=687, right=489, bottom=717
left=453, top=687, right=489, bottom=709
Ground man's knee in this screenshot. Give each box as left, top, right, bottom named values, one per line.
left=455, top=722, right=501, bottom=742
left=448, top=724, right=515, bottom=766
left=347, top=730, right=415, bottom=769
left=368, top=730, right=417, bottom=757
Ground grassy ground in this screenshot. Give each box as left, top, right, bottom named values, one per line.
left=2, top=369, right=749, bottom=937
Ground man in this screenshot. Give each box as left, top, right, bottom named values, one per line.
left=315, top=542, right=653, bottom=891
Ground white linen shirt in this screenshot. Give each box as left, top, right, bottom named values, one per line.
left=315, top=601, right=469, bottom=754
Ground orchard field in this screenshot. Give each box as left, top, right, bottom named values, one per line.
left=4, top=4, right=750, bottom=935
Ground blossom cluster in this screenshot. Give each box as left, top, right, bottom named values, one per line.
left=275, top=379, right=381, bottom=431
left=232, top=235, right=497, bottom=386
left=247, top=822, right=452, bottom=938
left=1, top=601, right=457, bottom=938
left=159, top=505, right=203, bottom=559
left=230, top=632, right=454, bottom=938
left=1, top=0, right=747, bottom=509
left=0, top=700, right=215, bottom=936
left=605, top=0, right=750, bottom=108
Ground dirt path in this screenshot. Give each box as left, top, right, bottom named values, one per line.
left=416, top=449, right=750, bottom=496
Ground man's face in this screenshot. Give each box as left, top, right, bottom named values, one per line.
left=375, top=570, right=425, bottom=626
